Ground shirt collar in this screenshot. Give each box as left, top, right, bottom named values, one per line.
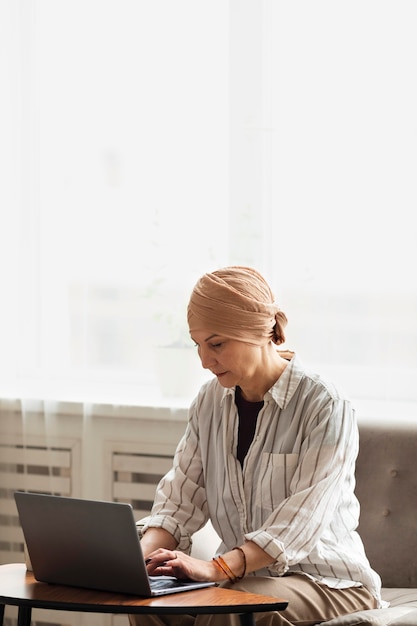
left=221, top=351, right=303, bottom=409
left=268, top=352, right=303, bottom=409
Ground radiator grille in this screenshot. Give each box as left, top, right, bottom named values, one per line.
left=112, top=449, right=174, bottom=519
left=1, top=437, right=84, bottom=626
left=0, top=440, right=78, bottom=565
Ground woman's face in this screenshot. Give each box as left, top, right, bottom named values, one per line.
left=191, top=329, right=263, bottom=390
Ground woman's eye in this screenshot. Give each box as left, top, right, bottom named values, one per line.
left=210, top=342, right=222, bottom=349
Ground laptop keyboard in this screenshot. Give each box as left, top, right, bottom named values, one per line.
left=149, top=576, right=184, bottom=590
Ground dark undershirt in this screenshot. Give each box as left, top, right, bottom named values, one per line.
left=235, top=386, right=264, bottom=467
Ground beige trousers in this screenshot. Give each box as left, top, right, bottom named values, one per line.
left=128, top=574, right=377, bottom=626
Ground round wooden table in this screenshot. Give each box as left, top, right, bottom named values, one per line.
left=0, top=563, right=288, bottom=626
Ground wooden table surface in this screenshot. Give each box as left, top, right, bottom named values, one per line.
left=0, top=563, right=288, bottom=624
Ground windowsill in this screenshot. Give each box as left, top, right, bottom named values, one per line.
left=1, top=380, right=416, bottom=424
left=0, top=366, right=214, bottom=414
left=0, top=395, right=190, bottom=422
left=1, top=359, right=417, bottom=422
left=0, top=380, right=195, bottom=421
left=353, top=398, right=417, bottom=422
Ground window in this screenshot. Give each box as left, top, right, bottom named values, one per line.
left=1, top=1, right=416, bottom=408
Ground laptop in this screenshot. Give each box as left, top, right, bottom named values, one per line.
left=14, top=491, right=216, bottom=597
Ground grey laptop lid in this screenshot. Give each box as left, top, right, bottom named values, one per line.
left=14, top=491, right=214, bottom=597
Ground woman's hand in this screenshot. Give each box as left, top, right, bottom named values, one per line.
left=144, top=540, right=274, bottom=583
left=145, top=548, right=224, bottom=583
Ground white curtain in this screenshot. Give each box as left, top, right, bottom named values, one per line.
left=1, top=0, right=416, bottom=409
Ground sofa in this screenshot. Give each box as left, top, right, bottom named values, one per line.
left=318, top=417, right=417, bottom=625
left=192, top=417, right=417, bottom=625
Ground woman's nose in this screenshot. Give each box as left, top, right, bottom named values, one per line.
left=198, top=346, right=216, bottom=370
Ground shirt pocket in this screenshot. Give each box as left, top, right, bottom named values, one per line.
left=255, top=452, right=299, bottom=513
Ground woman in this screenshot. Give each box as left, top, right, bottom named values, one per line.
left=130, top=266, right=381, bottom=626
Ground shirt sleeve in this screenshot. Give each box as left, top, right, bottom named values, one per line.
left=140, top=400, right=209, bottom=553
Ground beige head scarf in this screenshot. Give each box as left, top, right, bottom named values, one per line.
left=187, top=266, right=287, bottom=346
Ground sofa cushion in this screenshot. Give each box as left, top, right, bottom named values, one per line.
left=394, top=610, right=417, bottom=625
left=317, top=588, right=417, bottom=625
left=318, top=606, right=417, bottom=625
left=381, top=587, right=417, bottom=609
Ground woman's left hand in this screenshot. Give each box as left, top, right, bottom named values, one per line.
left=145, top=548, right=222, bottom=582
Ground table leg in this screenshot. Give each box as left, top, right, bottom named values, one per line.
left=239, top=614, right=256, bottom=626
left=0, top=604, right=4, bottom=626
left=17, top=605, right=32, bottom=626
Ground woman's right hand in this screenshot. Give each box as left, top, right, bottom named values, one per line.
left=145, top=548, right=226, bottom=582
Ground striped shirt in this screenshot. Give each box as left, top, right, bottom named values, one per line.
left=141, top=353, right=382, bottom=605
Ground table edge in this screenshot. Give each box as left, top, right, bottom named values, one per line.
left=0, top=595, right=288, bottom=616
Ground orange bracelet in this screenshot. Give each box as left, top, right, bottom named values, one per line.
left=213, top=550, right=247, bottom=584
left=212, top=557, right=235, bottom=582
left=217, top=555, right=238, bottom=582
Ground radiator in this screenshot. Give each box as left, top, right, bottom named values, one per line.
left=1, top=434, right=177, bottom=626
left=0, top=402, right=184, bottom=626
left=0, top=437, right=81, bottom=626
